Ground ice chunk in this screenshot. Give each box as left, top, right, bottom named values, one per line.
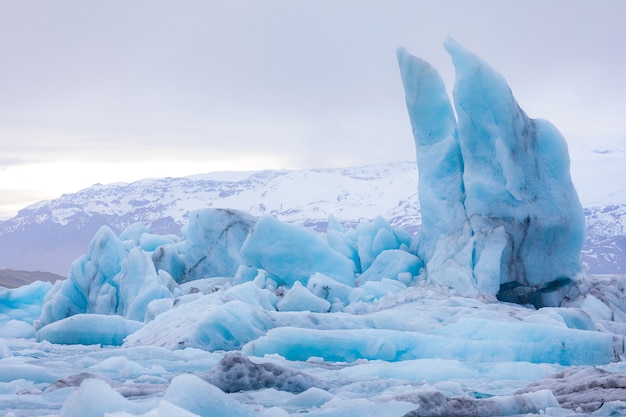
left=36, top=226, right=176, bottom=328
left=124, top=299, right=273, bottom=351
left=119, top=222, right=151, bottom=243
left=580, top=294, right=614, bottom=321
left=182, top=208, right=257, bottom=281
left=201, top=352, right=322, bottom=393
left=144, top=298, right=174, bottom=322
left=36, top=226, right=128, bottom=328
left=0, top=280, right=53, bottom=325
left=0, top=320, right=36, bottom=339
left=139, top=233, right=178, bottom=252
left=348, top=278, right=407, bottom=304
left=263, top=407, right=291, bottom=417
left=277, top=282, right=331, bottom=313
left=58, top=378, right=144, bottom=417
left=527, top=307, right=597, bottom=331
left=428, top=317, right=618, bottom=366
left=355, top=216, right=407, bottom=273
left=241, top=215, right=355, bottom=287
left=306, top=272, right=353, bottom=305
left=116, top=249, right=174, bottom=322
left=151, top=244, right=186, bottom=283
left=326, top=215, right=360, bottom=272
left=37, top=314, right=143, bottom=346
left=89, top=356, right=145, bottom=379
left=336, top=358, right=557, bottom=386
left=243, top=318, right=617, bottom=365
left=165, top=373, right=262, bottom=417
left=356, top=249, right=422, bottom=284
left=397, top=40, right=585, bottom=302
left=284, top=387, right=333, bottom=409
left=0, top=362, right=57, bottom=383
left=242, top=327, right=422, bottom=362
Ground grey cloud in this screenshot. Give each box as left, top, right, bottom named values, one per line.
left=0, top=158, right=37, bottom=171
left=0, top=0, right=625, bottom=172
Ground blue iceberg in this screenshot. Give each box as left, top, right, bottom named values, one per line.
left=397, top=38, right=585, bottom=304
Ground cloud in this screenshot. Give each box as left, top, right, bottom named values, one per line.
left=0, top=0, right=625, bottom=218
left=0, top=158, right=37, bottom=171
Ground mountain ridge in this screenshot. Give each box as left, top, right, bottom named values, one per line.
left=0, top=160, right=624, bottom=276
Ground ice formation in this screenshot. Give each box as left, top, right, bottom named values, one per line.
left=397, top=38, right=585, bottom=304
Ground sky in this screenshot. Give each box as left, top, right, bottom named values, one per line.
left=1, top=1, right=625, bottom=220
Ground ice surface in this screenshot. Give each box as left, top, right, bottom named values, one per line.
left=397, top=39, right=585, bottom=303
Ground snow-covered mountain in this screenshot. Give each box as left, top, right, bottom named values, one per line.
left=0, top=162, right=421, bottom=275
left=0, top=159, right=624, bottom=276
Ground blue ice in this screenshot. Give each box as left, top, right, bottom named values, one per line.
left=397, top=38, right=585, bottom=303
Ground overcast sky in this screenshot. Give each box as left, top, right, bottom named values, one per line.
left=1, top=1, right=625, bottom=220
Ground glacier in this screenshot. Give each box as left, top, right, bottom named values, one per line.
left=2, top=40, right=626, bottom=417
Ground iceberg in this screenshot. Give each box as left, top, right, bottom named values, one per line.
left=182, top=208, right=257, bottom=282
left=0, top=280, right=52, bottom=325
left=36, top=226, right=177, bottom=329
left=397, top=38, right=585, bottom=304
left=241, top=215, right=356, bottom=287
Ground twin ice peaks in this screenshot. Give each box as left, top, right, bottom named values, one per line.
left=397, top=38, right=585, bottom=303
